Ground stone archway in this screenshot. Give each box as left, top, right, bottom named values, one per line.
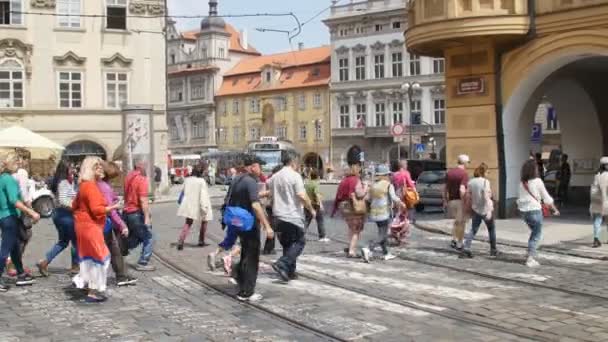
left=261, top=103, right=275, bottom=136
left=303, top=152, right=324, bottom=178
left=64, top=140, right=108, bottom=163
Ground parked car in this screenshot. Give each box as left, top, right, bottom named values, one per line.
left=415, top=170, right=446, bottom=212
left=408, top=160, right=446, bottom=181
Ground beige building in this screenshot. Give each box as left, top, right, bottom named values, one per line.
left=0, top=0, right=167, bottom=178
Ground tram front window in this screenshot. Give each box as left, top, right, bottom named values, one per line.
left=254, top=150, right=281, bottom=173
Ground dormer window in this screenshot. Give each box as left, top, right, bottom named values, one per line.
left=266, top=72, right=271, bottom=83
left=312, top=68, right=320, bottom=77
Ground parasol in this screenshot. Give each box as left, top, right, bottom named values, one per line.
left=0, top=126, right=64, bottom=159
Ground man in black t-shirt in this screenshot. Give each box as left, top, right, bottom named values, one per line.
left=228, top=155, right=273, bottom=302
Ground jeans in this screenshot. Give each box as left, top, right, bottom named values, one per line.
left=275, top=220, right=306, bottom=276
left=522, top=210, right=543, bottom=257
left=235, top=227, right=260, bottom=297
left=305, top=205, right=326, bottom=239
left=46, top=208, right=78, bottom=266
left=464, top=212, right=497, bottom=251
left=104, top=229, right=126, bottom=278
left=124, top=211, right=154, bottom=265
left=0, top=215, right=25, bottom=276
left=369, top=220, right=389, bottom=255
left=592, top=214, right=606, bottom=240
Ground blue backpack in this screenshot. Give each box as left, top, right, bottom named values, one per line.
left=222, top=175, right=255, bottom=232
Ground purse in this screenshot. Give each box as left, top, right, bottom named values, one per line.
left=523, top=181, right=551, bottom=217
left=18, top=214, right=33, bottom=242
left=351, top=193, right=368, bottom=215
left=403, top=187, right=420, bottom=209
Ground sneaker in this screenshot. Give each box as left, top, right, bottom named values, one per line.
left=384, top=254, right=397, bottom=261
left=459, top=250, right=473, bottom=259
left=237, top=293, right=263, bottom=302
left=0, top=279, right=9, bottom=292
left=207, top=253, right=216, bottom=271
left=36, top=261, right=49, bottom=277
left=526, top=257, right=540, bottom=268
left=593, top=238, right=602, bottom=248
left=319, top=237, right=331, bottom=243
left=117, top=276, right=138, bottom=287
left=177, top=243, right=184, bottom=251
left=69, top=265, right=80, bottom=275
left=490, top=249, right=499, bottom=257
left=361, top=248, right=371, bottom=263
left=85, top=294, right=108, bottom=303
left=229, top=278, right=238, bottom=285
left=16, top=274, right=35, bottom=286
left=222, top=255, right=232, bottom=274
left=271, top=263, right=290, bottom=282
left=135, top=264, right=156, bottom=272
left=450, top=240, right=458, bottom=250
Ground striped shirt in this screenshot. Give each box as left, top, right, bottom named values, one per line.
left=56, top=180, right=77, bottom=208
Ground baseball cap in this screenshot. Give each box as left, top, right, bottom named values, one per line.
left=243, top=154, right=266, bottom=166
left=457, top=154, right=470, bottom=164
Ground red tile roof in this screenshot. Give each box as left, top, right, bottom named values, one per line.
left=224, top=46, right=330, bottom=76
left=180, top=24, right=260, bottom=56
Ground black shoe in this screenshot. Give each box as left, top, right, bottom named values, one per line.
left=288, top=273, right=299, bottom=280
left=459, top=250, right=473, bottom=259
left=16, top=274, right=34, bottom=286
left=0, top=279, right=9, bottom=292
left=198, top=242, right=209, bottom=247
left=271, top=263, right=289, bottom=282
left=177, top=243, right=184, bottom=251
left=490, top=249, right=499, bottom=257
left=593, top=238, right=602, bottom=248
left=450, top=240, right=458, bottom=249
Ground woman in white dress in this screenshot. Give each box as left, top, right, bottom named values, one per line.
left=176, top=163, right=213, bottom=250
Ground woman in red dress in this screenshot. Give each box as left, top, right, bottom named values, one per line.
left=72, top=157, right=119, bottom=303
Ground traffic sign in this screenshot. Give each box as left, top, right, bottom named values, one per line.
left=394, top=136, right=403, bottom=143
left=391, top=124, right=405, bottom=137
left=531, top=123, right=542, bottom=143
left=415, top=144, right=425, bottom=153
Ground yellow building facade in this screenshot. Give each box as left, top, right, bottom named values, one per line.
left=216, top=46, right=331, bottom=173
left=406, top=0, right=608, bottom=216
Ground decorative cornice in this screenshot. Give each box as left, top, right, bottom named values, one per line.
left=371, top=41, right=385, bottom=51
left=352, top=44, right=366, bottom=53
left=30, top=0, right=55, bottom=9
left=53, top=51, right=86, bottom=66
left=389, top=39, right=404, bottom=48
left=101, top=53, right=133, bottom=67
left=0, top=39, right=34, bottom=77
left=147, top=3, right=165, bottom=15
left=130, top=1, right=165, bottom=15
left=336, top=93, right=349, bottom=102
left=371, top=90, right=388, bottom=99
left=129, top=2, right=147, bottom=15
left=354, top=91, right=367, bottom=101
left=335, top=45, right=349, bottom=54
left=430, top=85, right=446, bottom=94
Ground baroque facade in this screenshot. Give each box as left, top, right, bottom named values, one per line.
left=324, top=0, right=446, bottom=171
left=0, top=0, right=168, bottom=178
left=166, top=0, right=260, bottom=155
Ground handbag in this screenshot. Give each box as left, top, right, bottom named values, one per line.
left=523, top=181, right=551, bottom=217
left=403, top=187, right=420, bottom=209
left=18, top=214, right=33, bottom=242
left=351, top=192, right=368, bottom=215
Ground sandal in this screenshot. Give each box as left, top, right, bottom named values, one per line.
left=37, top=261, right=49, bottom=277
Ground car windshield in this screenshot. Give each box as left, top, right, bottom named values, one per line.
left=254, top=151, right=281, bottom=172
left=417, top=171, right=446, bottom=184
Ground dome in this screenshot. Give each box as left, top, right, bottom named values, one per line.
left=200, top=16, right=226, bottom=31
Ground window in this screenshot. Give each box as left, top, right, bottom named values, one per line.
left=339, top=104, right=350, bottom=128
left=410, top=54, right=421, bottom=76
left=232, top=99, right=240, bottom=115
left=433, top=58, right=445, bottom=74
left=410, top=100, right=421, bottom=124
left=375, top=24, right=383, bottom=32
left=277, top=97, right=287, bottom=111
left=190, top=76, right=205, bottom=100
left=169, top=124, right=179, bottom=141
left=0, top=65, right=23, bottom=108
left=58, top=71, right=82, bottom=108
left=375, top=103, right=386, bottom=127
left=313, top=93, right=322, bottom=108
left=218, top=48, right=225, bottom=58
left=191, top=121, right=205, bottom=139
left=298, top=94, right=306, bottom=111
left=355, top=56, right=366, bottom=80
left=106, top=0, right=127, bottom=30
left=355, top=26, right=368, bottom=34
left=392, top=52, right=403, bottom=77
left=0, top=0, right=23, bottom=25
left=393, top=102, right=403, bottom=124
left=355, top=103, right=366, bottom=128
left=433, top=99, right=445, bottom=124
left=374, top=54, right=385, bottom=79
left=338, top=58, right=349, bottom=82
left=170, top=53, right=176, bottom=64
left=57, top=0, right=80, bottom=28
left=315, top=122, right=323, bottom=141
left=169, top=80, right=184, bottom=102
left=233, top=127, right=241, bottom=143
left=105, top=72, right=128, bottom=109
left=299, top=124, right=307, bottom=141
left=265, top=71, right=271, bottom=82
left=339, top=28, right=348, bottom=37
left=249, top=126, right=261, bottom=140
left=219, top=127, right=228, bottom=143
left=392, top=21, right=401, bottom=29
left=275, top=126, right=287, bottom=139
left=220, top=101, right=227, bottom=116
left=201, top=48, right=207, bottom=58
left=249, top=97, right=260, bottom=113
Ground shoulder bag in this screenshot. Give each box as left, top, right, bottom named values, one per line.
left=403, top=185, right=420, bottom=209
left=222, top=175, right=255, bottom=232
left=523, top=181, right=551, bottom=218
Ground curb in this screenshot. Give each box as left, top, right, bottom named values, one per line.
left=414, top=221, right=608, bottom=261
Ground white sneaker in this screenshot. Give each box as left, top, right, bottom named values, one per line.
left=318, top=237, right=331, bottom=243
left=229, top=278, right=237, bottom=285
left=237, top=293, right=263, bottom=302
left=526, top=257, right=540, bottom=268
left=207, top=253, right=216, bottom=271
left=361, top=248, right=372, bottom=263
left=384, top=254, right=396, bottom=261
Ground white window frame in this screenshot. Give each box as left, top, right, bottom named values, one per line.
left=191, top=120, right=205, bottom=139
left=169, top=79, right=184, bottom=103
left=339, top=104, right=350, bottom=128
left=249, top=97, right=260, bottom=113
left=375, top=24, right=383, bottom=32
left=0, top=60, right=24, bottom=108
left=0, top=0, right=23, bottom=26
left=298, top=94, right=306, bottom=111
left=233, top=99, right=240, bottom=115
left=275, top=125, right=287, bottom=139
left=355, top=56, right=366, bottom=81
left=338, top=58, right=349, bottom=82
left=57, top=0, right=81, bottom=28
left=410, top=54, right=421, bottom=76
left=433, top=99, right=446, bottom=124
left=233, top=126, right=241, bottom=143
left=393, top=102, right=403, bottom=124
left=315, top=122, right=323, bottom=141
left=410, top=99, right=421, bottom=124
left=355, top=103, right=366, bottom=126
left=392, top=52, right=403, bottom=77
left=277, top=97, right=287, bottom=111
left=374, top=54, right=385, bottom=79
left=392, top=21, right=401, bottom=29
left=299, top=124, right=307, bottom=141
left=105, top=0, right=128, bottom=30
left=190, top=75, right=205, bottom=101
left=433, top=58, right=445, bottom=74
left=313, top=93, right=322, bottom=108
left=375, top=102, right=386, bottom=127
left=57, top=70, right=84, bottom=109
left=249, top=126, right=261, bottom=141
left=104, top=71, right=128, bottom=109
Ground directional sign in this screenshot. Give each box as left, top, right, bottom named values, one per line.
left=531, top=123, right=542, bottom=143
left=415, top=143, right=426, bottom=153
left=391, top=124, right=405, bottom=137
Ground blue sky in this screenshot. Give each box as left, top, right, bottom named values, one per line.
left=168, top=0, right=332, bottom=54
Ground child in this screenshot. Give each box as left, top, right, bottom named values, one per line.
left=390, top=207, right=410, bottom=247
left=207, top=222, right=240, bottom=275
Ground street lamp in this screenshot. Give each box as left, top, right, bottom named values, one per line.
left=312, top=119, right=323, bottom=172
left=401, top=81, right=421, bottom=159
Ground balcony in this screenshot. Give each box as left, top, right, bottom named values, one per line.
left=332, top=127, right=365, bottom=137
left=406, top=0, right=530, bottom=56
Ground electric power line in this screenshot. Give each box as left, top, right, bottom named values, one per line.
left=11, top=10, right=298, bottom=20
left=291, top=0, right=342, bottom=33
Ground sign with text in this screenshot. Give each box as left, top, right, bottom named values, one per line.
left=457, top=77, right=485, bottom=95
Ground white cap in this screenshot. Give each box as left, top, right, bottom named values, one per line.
left=457, top=154, right=470, bottom=165
left=600, top=157, right=608, bottom=165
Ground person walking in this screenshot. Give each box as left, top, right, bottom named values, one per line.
left=262, top=165, right=282, bottom=255
left=268, top=154, right=316, bottom=282
left=445, top=155, right=471, bottom=250
left=517, top=159, right=560, bottom=267
left=176, top=163, right=212, bottom=250
left=332, top=163, right=368, bottom=258
left=0, top=152, right=40, bottom=291
left=392, top=159, right=416, bottom=222
left=98, top=161, right=137, bottom=286
left=590, top=157, right=608, bottom=248
left=362, top=164, right=404, bottom=262
left=229, top=155, right=273, bottom=301
left=37, top=161, right=79, bottom=277
left=305, top=170, right=329, bottom=242
left=71, top=157, right=118, bottom=302
left=123, top=157, right=155, bottom=271
left=557, top=154, right=571, bottom=205
left=461, top=163, right=498, bottom=258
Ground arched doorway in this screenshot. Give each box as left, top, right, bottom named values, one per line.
left=303, top=152, right=324, bottom=178
left=261, top=103, right=275, bottom=137
left=64, top=140, right=107, bottom=163
left=502, top=55, right=608, bottom=213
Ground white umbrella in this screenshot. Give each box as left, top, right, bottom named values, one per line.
left=0, top=126, right=64, bottom=159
